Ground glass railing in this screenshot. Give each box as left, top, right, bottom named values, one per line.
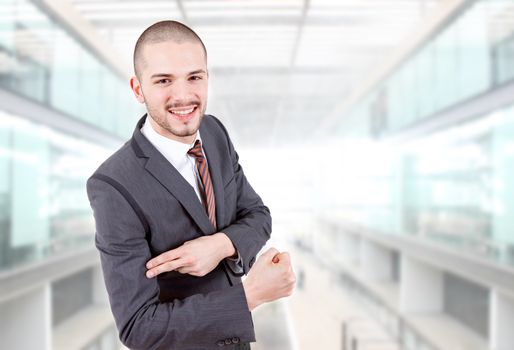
left=324, top=102, right=514, bottom=268
left=0, top=110, right=112, bottom=272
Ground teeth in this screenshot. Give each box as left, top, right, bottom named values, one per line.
left=170, top=107, right=194, bottom=115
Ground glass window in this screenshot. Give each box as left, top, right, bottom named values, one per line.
left=495, top=36, right=514, bottom=84
left=0, top=0, right=15, bottom=51
left=386, top=70, right=403, bottom=131
left=0, top=115, right=11, bottom=268
left=491, top=105, right=514, bottom=264
left=455, top=2, right=491, bottom=100
left=0, top=0, right=134, bottom=138
left=433, top=22, right=458, bottom=112
left=401, top=59, right=417, bottom=127
left=13, top=0, right=53, bottom=103
left=100, top=66, right=118, bottom=133
left=79, top=48, right=102, bottom=125
left=50, top=29, right=80, bottom=117
left=10, top=120, right=50, bottom=252
left=419, top=41, right=436, bottom=118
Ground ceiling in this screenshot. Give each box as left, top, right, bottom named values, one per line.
left=69, top=0, right=441, bottom=148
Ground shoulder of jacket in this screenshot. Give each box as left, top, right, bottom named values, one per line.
left=89, top=140, right=137, bottom=181
left=203, top=114, right=230, bottom=138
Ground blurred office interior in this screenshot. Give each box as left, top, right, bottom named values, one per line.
left=1, top=0, right=514, bottom=349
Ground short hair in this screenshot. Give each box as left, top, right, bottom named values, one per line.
left=133, top=20, right=207, bottom=79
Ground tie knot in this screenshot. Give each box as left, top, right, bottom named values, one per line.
left=187, top=139, right=204, bottom=159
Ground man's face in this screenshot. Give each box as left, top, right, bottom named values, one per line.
left=131, top=40, right=208, bottom=144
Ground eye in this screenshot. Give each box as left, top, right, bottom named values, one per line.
left=156, top=79, right=171, bottom=84
left=189, top=75, right=202, bottom=81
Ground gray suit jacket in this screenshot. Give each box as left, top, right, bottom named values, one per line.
left=86, top=114, right=271, bottom=350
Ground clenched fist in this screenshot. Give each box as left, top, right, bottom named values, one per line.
left=242, top=248, right=296, bottom=311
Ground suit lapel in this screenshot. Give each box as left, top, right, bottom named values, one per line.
left=131, top=115, right=214, bottom=235
left=144, top=157, right=214, bottom=235
left=199, top=124, right=226, bottom=230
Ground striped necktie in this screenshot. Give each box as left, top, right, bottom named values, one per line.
left=187, top=140, right=217, bottom=229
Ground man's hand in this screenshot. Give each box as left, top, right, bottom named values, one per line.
left=146, top=233, right=235, bottom=278
left=242, top=247, right=296, bottom=311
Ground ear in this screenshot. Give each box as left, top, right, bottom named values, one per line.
left=130, top=76, right=145, bottom=104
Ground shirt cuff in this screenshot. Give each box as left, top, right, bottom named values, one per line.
left=225, top=251, right=244, bottom=274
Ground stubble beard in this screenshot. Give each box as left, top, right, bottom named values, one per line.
left=147, top=102, right=206, bottom=139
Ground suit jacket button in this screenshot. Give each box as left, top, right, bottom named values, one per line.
left=217, top=340, right=225, bottom=347
left=232, top=337, right=240, bottom=344
left=225, top=338, right=232, bottom=345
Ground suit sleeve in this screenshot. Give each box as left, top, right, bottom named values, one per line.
left=87, top=176, right=255, bottom=350
left=214, top=118, right=272, bottom=275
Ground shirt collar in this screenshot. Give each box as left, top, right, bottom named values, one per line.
left=140, top=115, right=202, bottom=165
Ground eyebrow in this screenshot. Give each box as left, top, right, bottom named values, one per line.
left=150, top=69, right=207, bottom=79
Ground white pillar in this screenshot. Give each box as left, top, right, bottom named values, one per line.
left=399, top=255, right=443, bottom=312
left=337, top=232, right=360, bottom=267
left=490, top=290, right=514, bottom=350
left=360, top=240, right=393, bottom=281
left=0, top=285, right=52, bottom=350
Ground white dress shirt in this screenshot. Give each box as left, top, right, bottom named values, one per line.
left=141, top=117, right=243, bottom=273
left=141, top=117, right=204, bottom=202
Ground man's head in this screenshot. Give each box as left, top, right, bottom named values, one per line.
left=130, top=20, right=209, bottom=144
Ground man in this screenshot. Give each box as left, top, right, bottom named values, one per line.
left=86, top=20, right=295, bottom=350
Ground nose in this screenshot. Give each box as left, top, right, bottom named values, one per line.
left=168, top=79, right=193, bottom=104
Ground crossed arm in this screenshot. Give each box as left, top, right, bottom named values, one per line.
left=145, top=232, right=236, bottom=278
left=146, top=121, right=271, bottom=280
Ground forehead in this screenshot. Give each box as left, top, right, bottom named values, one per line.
left=140, top=40, right=206, bottom=76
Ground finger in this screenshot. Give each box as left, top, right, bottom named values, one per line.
left=146, top=247, right=182, bottom=269
left=262, top=247, right=280, bottom=259
left=146, top=258, right=187, bottom=278
left=277, top=252, right=291, bottom=264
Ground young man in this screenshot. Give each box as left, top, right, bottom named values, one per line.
left=87, top=20, right=295, bottom=350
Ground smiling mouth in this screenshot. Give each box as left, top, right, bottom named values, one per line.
left=168, top=105, right=197, bottom=119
